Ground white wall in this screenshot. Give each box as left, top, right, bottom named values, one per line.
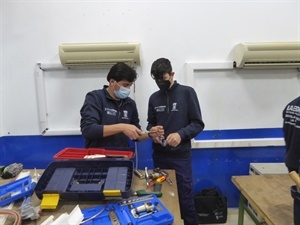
left=1, top=1, right=300, bottom=136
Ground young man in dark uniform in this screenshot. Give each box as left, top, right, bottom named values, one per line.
left=147, top=58, right=205, bottom=225
left=282, top=96, right=300, bottom=172
left=283, top=96, right=300, bottom=225
left=80, top=62, right=163, bottom=148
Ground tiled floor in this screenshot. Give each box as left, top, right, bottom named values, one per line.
left=204, top=208, right=256, bottom=225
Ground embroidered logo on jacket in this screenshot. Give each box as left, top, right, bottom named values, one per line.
left=285, top=104, right=300, bottom=127
left=105, top=108, right=117, bottom=116
left=155, top=106, right=166, bottom=112
left=171, top=102, right=178, bottom=111
left=287, top=105, right=300, bottom=113
left=122, top=110, right=129, bottom=120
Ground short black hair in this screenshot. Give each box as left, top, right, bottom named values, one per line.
left=107, top=62, right=137, bottom=82
left=150, top=58, right=172, bottom=80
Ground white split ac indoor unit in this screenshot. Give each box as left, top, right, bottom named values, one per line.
left=233, top=42, right=300, bottom=69
left=59, top=42, right=141, bottom=69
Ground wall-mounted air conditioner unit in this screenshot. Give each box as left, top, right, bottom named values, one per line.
left=59, top=42, right=141, bottom=69
left=233, top=42, right=300, bottom=69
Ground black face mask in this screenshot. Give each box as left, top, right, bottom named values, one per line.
left=156, top=80, right=171, bottom=92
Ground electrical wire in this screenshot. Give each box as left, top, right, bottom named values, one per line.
left=134, top=141, right=138, bottom=170
left=80, top=206, right=106, bottom=224
left=0, top=209, right=22, bottom=225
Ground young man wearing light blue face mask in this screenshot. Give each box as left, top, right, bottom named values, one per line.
left=80, top=62, right=163, bottom=148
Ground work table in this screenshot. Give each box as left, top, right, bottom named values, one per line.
left=0, top=169, right=181, bottom=225
left=232, top=174, right=295, bottom=225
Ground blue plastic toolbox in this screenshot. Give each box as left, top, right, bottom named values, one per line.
left=81, top=194, right=174, bottom=225
left=0, top=176, right=35, bottom=207
left=34, top=159, right=133, bottom=201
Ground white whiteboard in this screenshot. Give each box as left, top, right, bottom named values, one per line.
left=186, top=62, right=300, bottom=130
left=35, top=62, right=300, bottom=136
left=35, top=64, right=109, bottom=135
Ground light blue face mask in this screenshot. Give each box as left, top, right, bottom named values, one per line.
left=114, top=83, right=130, bottom=99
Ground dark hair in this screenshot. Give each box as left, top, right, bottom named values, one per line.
left=150, top=58, right=172, bottom=80
left=107, top=62, right=137, bottom=82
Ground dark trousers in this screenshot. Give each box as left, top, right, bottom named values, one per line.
left=153, top=153, right=199, bottom=225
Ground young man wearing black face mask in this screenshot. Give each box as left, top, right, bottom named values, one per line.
left=147, top=58, right=205, bottom=225
left=80, top=62, right=163, bottom=148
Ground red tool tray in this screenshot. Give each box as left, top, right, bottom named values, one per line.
left=54, top=147, right=134, bottom=160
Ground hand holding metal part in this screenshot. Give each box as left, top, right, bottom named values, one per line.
left=164, top=132, right=181, bottom=147
left=144, top=125, right=164, bottom=139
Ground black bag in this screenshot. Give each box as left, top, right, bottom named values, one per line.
left=194, top=187, right=228, bottom=224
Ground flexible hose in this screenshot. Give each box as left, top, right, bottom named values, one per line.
left=0, top=209, right=22, bottom=225
left=80, top=207, right=105, bottom=224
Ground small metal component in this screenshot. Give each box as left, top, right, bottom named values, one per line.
left=153, top=167, right=160, bottom=173
left=130, top=202, right=156, bottom=218
left=160, top=170, right=172, bottom=186
left=119, top=196, right=154, bottom=206
left=108, top=210, right=120, bottom=225
left=136, top=202, right=154, bottom=213
left=134, top=169, right=144, bottom=179
left=160, top=138, right=167, bottom=147
left=166, top=178, right=173, bottom=186
left=148, top=173, right=161, bottom=179
left=145, top=167, right=149, bottom=186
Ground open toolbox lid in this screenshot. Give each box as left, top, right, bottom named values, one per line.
left=34, top=160, right=133, bottom=209
left=54, top=147, right=135, bottom=160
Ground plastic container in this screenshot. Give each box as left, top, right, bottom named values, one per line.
left=291, top=185, right=300, bottom=225
left=0, top=176, right=35, bottom=207
left=81, top=194, right=174, bottom=225
left=35, top=160, right=134, bottom=201
left=53, top=147, right=134, bottom=160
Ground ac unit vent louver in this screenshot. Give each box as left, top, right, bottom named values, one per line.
left=233, top=42, right=300, bottom=69
left=59, top=42, right=141, bottom=69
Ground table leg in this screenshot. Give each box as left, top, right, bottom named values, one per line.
left=238, top=193, right=265, bottom=225
left=238, top=193, right=245, bottom=225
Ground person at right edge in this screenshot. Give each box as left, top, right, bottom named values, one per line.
left=282, top=96, right=300, bottom=173
left=146, top=58, right=205, bottom=225
left=283, top=97, right=300, bottom=225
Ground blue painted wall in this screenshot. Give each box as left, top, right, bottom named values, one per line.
left=136, top=138, right=285, bottom=207
left=0, top=131, right=286, bottom=207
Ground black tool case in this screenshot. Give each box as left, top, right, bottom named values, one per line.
left=35, top=159, right=133, bottom=201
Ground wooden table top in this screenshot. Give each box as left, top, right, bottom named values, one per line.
left=1, top=169, right=181, bottom=225
left=232, top=174, right=295, bottom=225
